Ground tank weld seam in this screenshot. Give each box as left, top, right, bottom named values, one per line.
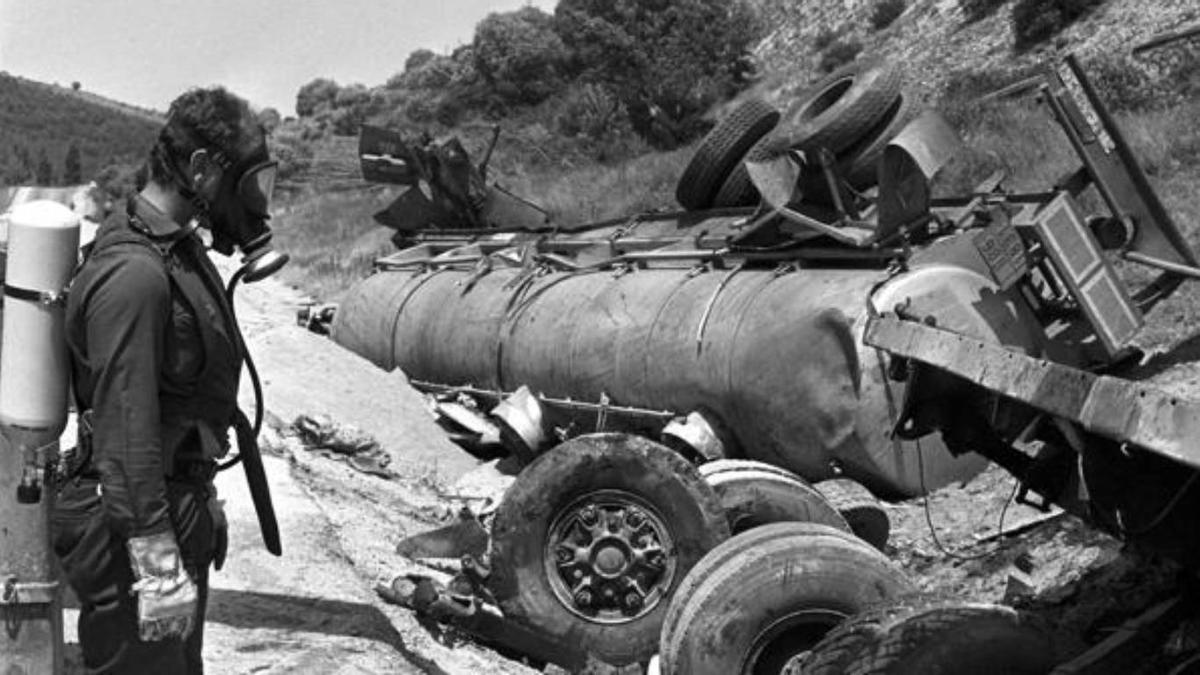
left=496, top=270, right=577, bottom=388
left=389, top=269, right=443, bottom=371
left=695, top=262, right=745, bottom=356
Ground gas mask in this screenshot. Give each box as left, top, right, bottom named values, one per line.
left=202, top=146, right=288, bottom=283
left=159, top=121, right=289, bottom=283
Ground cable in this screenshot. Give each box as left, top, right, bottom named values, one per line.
left=915, top=439, right=1022, bottom=562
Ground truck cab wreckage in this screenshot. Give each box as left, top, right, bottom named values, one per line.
left=315, top=52, right=1200, bottom=673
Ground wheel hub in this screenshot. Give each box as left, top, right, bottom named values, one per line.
left=544, top=490, right=676, bottom=624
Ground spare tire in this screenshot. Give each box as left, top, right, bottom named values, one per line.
left=817, top=602, right=1057, bottom=675
left=840, top=93, right=918, bottom=189
left=675, top=98, right=780, bottom=211
left=659, top=522, right=914, bottom=675
left=710, top=135, right=780, bottom=208
left=487, top=433, right=729, bottom=667
left=775, top=59, right=902, bottom=157
left=699, top=460, right=851, bottom=534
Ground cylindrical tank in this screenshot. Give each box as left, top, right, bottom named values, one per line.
left=334, top=243, right=1038, bottom=497
left=0, top=200, right=79, bottom=441
left=0, top=199, right=78, bottom=675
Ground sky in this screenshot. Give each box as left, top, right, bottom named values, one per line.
left=0, top=0, right=557, bottom=115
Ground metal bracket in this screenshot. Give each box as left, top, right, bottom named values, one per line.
left=1, top=576, right=59, bottom=605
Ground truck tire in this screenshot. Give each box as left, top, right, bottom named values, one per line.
left=797, top=602, right=917, bottom=675
left=699, top=460, right=851, bottom=534
left=841, top=93, right=917, bottom=190
left=658, top=522, right=914, bottom=675
left=488, top=433, right=729, bottom=667
left=711, top=136, right=779, bottom=208
left=675, top=98, right=780, bottom=211
left=833, top=602, right=1057, bottom=675
left=815, top=478, right=890, bottom=552
left=775, top=60, right=902, bottom=156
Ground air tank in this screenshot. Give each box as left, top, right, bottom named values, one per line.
left=334, top=247, right=1038, bottom=498
left=0, top=200, right=79, bottom=442
left=0, top=199, right=79, bottom=675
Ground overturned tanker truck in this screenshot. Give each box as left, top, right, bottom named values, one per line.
left=319, top=53, right=1200, bottom=673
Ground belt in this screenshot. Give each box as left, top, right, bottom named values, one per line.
left=73, top=460, right=216, bottom=484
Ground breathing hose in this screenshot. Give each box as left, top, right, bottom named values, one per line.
left=217, top=266, right=265, bottom=472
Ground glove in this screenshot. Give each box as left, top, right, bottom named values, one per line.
left=209, top=495, right=229, bottom=571
left=127, top=531, right=198, bottom=642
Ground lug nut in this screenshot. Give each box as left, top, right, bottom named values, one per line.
left=556, top=547, right=573, bottom=564
left=624, top=593, right=643, bottom=611
left=580, top=506, right=598, bottom=525
left=574, top=590, right=593, bottom=608
left=573, top=569, right=584, bottom=580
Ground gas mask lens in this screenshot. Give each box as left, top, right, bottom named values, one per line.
left=230, top=159, right=287, bottom=283
left=237, top=161, right=278, bottom=218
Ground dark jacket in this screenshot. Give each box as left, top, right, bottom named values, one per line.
left=66, top=196, right=243, bottom=538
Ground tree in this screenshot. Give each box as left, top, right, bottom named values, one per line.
left=35, top=148, right=54, bottom=185
left=258, top=107, right=282, bottom=132
left=71, top=81, right=81, bottom=91
left=63, top=142, right=82, bottom=184
left=5, top=144, right=34, bottom=184
left=405, top=49, right=437, bottom=72
left=554, top=0, right=761, bottom=147
left=295, top=78, right=340, bottom=117
left=473, top=7, right=569, bottom=105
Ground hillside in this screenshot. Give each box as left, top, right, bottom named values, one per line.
left=748, top=0, right=1200, bottom=105
left=0, top=72, right=160, bottom=189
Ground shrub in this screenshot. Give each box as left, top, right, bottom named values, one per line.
left=813, top=26, right=840, bottom=51
left=556, top=83, right=623, bottom=139
left=871, top=0, right=906, bottom=30
left=295, top=78, right=339, bottom=117
left=554, top=0, right=761, bottom=147
left=938, top=64, right=1042, bottom=129
left=819, top=38, right=863, bottom=72
left=473, top=6, right=569, bottom=105
left=405, top=49, right=436, bottom=73
left=959, top=0, right=1006, bottom=23
left=1011, top=0, right=1103, bottom=51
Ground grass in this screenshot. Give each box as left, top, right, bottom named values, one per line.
left=272, top=144, right=692, bottom=301
left=273, top=186, right=399, bottom=301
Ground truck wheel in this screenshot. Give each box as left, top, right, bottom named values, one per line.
left=774, top=60, right=902, bottom=156
left=841, top=93, right=917, bottom=190
left=828, top=602, right=1057, bottom=674
left=711, top=136, right=779, bottom=207
left=659, top=522, right=914, bottom=675
left=795, top=602, right=916, bottom=675
left=488, top=433, right=730, bottom=667
left=815, top=478, right=890, bottom=552
left=675, top=98, right=780, bottom=210
left=699, top=460, right=850, bottom=534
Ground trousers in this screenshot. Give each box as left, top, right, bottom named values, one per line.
left=52, top=477, right=215, bottom=674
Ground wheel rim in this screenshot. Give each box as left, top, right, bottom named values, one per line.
left=543, top=489, right=677, bottom=625
left=742, top=608, right=848, bottom=675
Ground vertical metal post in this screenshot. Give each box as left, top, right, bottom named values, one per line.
left=0, top=426, right=63, bottom=673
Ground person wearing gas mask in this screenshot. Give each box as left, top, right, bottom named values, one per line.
left=51, top=86, right=285, bottom=674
